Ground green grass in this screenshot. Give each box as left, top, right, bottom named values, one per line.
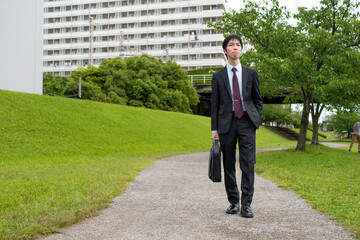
left=256, top=126, right=297, bottom=149
left=256, top=145, right=360, bottom=238
left=293, top=128, right=336, bottom=140
left=0, top=89, right=296, bottom=239
left=0, top=89, right=212, bottom=239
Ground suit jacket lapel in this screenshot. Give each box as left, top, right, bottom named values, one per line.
left=241, top=65, right=248, bottom=98
left=220, top=67, right=232, bottom=98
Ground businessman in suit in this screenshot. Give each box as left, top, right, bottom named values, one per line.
left=211, top=35, right=263, bottom=218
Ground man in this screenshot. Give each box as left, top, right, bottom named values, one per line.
left=349, top=122, right=360, bottom=153
left=211, top=35, right=263, bottom=218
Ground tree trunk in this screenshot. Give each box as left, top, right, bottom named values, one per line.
left=310, top=103, right=325, bottom=145
left=296, top=98, right=310, bottom=151
left=311, top=114, right=320, bottom=145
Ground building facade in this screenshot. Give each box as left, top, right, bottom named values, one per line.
left=43, top=0, right=228, bottom=76
left=0, top=0, right=43, bottom=94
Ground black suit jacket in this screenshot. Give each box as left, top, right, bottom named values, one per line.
left=211, top=65, right=263, bottom=134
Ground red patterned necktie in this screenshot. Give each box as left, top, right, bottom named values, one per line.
left=231, top=67, right=244, bottom=119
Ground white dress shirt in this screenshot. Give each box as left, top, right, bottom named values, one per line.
left=226, top=62, right=246, bottom=112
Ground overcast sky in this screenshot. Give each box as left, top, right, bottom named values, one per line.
left=227, top=0, right=322, bottom=14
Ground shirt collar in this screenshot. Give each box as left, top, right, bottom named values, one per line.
left=226, top=62, right=241, bottom=72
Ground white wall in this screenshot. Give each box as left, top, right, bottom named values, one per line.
left=0, top=0, right=43, bottom=94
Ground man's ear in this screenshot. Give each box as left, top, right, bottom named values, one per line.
left=223, top=48, right=228, bottom=58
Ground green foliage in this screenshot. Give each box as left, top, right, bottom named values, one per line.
left=327, top=111, right=360, bottom=134
left=262, top=104, right=301, bottom=128
left=43, top=55, right=199, bottom=113
left=43, top=73, right=71, bottom=96
left=256, top=145, right=360, bottom=238
left=208, top=0, right=360, bottom=149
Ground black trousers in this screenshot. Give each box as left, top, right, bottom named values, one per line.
left=219, top=112, right=256, bottom=206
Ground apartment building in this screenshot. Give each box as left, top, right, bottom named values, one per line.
left=43, top=0, right=228, bottom=76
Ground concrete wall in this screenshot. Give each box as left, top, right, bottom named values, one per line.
left=0, top=0, right=43, bottom=94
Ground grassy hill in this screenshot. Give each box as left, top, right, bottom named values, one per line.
left=0, top=89, right=296, bottom=239
left=0, top=89, right=210, bottom=239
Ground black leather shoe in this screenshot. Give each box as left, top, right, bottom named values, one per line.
left=241, top=205, right=254, bottom=218
left=226, top=203, right=239, bottom=214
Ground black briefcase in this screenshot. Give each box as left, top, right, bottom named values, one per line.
left=208, top=139, right=221, bottom=182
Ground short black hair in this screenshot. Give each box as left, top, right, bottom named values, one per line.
left=222, top=35, right=243, bottom=50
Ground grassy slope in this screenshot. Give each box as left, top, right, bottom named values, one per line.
left=0, top=90, right=296, bottom=239
left=293, top=128, right=337, bottom=140
left=256, top=145, right=360, bottom=238
left=0, top=90, right=211, bottom=239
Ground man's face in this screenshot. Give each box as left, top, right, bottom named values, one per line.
left=223, top=38, right=242, bottom=60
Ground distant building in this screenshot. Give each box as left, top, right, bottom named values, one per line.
left=43, top=0, right=228, bottom=76
left=0, top=0, right=43, bottom=94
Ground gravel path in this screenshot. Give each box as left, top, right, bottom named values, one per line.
left=41, top=150, right=355, bottom=240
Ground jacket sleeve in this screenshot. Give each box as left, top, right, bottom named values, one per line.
left=251, top=70, right=263, bottom=124
left=211, top=73, right=219, bottom=132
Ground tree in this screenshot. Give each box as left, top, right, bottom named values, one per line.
left=45, top=55, right=199, bottom=114
left=209, top=0, right=360, bottom=150
left=43, top=73, right=70, bottom=96
left=262, top=104, right=292, bottom=127
left=327, top=111, right=360, bottom=138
